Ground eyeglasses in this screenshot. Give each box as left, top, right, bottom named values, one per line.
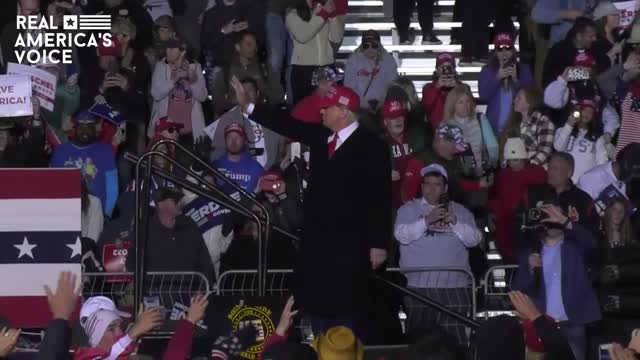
left=362, top=42, right=379, bottom=50
left=497, top=46, right=513, bottom=51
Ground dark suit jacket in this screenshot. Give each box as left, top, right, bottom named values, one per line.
left=249, top=103, right=392, bottom=316
left=513, top=223, right=602, bottom=326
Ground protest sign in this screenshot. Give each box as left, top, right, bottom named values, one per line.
left=614, top=0, right=640, bottom=27
left=6, top=62, right=57, bottom=111
left=0, top=75, right=32, bottom=117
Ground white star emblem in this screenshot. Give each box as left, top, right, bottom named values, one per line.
left=14, top=236, right=37, bottom=259
left=66, top=237, right=82, bottom=259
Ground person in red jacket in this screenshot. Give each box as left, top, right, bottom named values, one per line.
left=421, top=53, right=470, bottom=130
left=381, top=98, right=424, bottom=210
left=487, top=137, right=546, bottom=263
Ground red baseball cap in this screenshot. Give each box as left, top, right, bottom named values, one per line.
left=381, top=99, right=408, bottom=119
left=224, top=123, right=246, bottom=138
left=154, top=117, right=184, bottom=134
left=579, top=98, right=598, bottom=112
left=436, top=53, right=455, bottom=68
left=98, top=36, right=120, bottom=57
left=261, top=169, right=283, bottom=181
left=494, top=32, right=514, bottom=48
left=315, top=85, right=360, bottom=112
left=573, top=51, right=595, bottom=68
left=291, top=94, right=323, bottom=124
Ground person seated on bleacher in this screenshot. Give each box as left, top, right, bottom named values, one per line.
left=125, top=187, right=216, bottom=283
left=344, top=29, right=399, bottom=114
left=421, top=53, right=470, bottom=131
left=394, top=164, right=481, bottom=344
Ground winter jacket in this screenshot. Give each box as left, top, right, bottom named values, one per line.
left=513, top=222, right=602, bottom=326
left=148, top=59, right=208, bottom=141
left=543, top=76, right=620, bottom=137
left=286, top=11, right=345, bottom=66
left=487, top=164, right=547, bottom=262
left=478, top=62, right=533, bottom=132
left=553, top=124, right=608, bottom=183
left=37, top=319, right=71, bottom=360
left=421, top=81, right=470, bottom=130
left=344, top=51, right=398, bottom=108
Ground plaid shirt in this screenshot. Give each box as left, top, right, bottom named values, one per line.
left=520, top=110, right=555, bottom=166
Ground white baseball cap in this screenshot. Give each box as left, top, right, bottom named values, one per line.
left=82, top=309, right=123, bottom=346
left=420, top=163, right=448, bottom=179
left=80, top=296, right=131, bottom=322
left=592, top=2, right=619, bottom=20
left=504, top=138, right=528, bottom=160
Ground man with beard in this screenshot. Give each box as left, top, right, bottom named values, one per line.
left=212, top=123, right=264, bottom=193
left=50, top=111, right=118, bottom=217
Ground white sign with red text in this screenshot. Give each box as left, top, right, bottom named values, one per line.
left=0, top=75, right=32, bottom=117
left=614, top=0, right=640, bottom=27
left=6, top=62, right=57, bottom=111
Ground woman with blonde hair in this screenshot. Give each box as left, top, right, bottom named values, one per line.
left=443, top=87, right=498, bottom=177
left=498, top=87, right=555, bottom=166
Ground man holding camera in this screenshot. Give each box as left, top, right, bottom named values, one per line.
left=515, top=152, right=597, bottom=236
left=394, top=163, right=481, bottom=343
left=513, top=202, right=601, bottom=360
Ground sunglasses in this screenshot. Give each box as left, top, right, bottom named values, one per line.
left=362, top=42, right=379, bottom=50
left=497, top=46, right=513, bottom=51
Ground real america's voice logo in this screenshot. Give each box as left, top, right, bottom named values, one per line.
left=15, top=15, right=113, bottom=65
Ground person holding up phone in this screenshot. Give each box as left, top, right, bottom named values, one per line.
left=394, top=163, right=481, bottom=344
left=422, top=53, right=471, bottom=130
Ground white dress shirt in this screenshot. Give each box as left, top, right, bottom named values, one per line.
left=327, top=120, right=359, bottom=151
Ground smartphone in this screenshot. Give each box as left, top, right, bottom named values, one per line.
left=438, top=193, right=449, bottom=208
left=599, top=343, right=612, bottom=360
left=290, top=142, right=301, bottom=162
left=143, top=296, right=161, bottom=308
left=106, top=60, right=120, bottom=77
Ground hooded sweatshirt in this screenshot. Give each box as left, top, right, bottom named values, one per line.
left=344, top=51, right=398, bottom=108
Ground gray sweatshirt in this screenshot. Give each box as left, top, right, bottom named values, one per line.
left=344, top=51, right=398, bottom=108
left=394, top=198, right=481, bottom=288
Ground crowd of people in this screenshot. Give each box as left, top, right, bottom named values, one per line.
left=1, top=0, right=640, bottom=358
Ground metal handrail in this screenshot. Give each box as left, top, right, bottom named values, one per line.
left=124, top=152, right=299, bottom=241
left=132, top=150, right=264, bottom=315
left=150, top=139, right=272, bottom=295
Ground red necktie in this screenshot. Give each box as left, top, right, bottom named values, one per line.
left=327, top=133, right=339, bottom=159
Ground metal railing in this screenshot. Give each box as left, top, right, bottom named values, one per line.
left=482, top=264, right=519, bottom=319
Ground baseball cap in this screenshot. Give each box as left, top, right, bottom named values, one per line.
left=381, top=98, right=408, bottom=119
left=224, top=122, right=247, bottom=139
left=154, top=15, right=175, bottom=30
left=80, top=296, right=131, bottom=321
left=154, top=186, right=184, bottom=203
left=593, top=1, right=619, bottom=20
left=73, top=110, right=98, bottom=125
left=155, top=117, right=184, bottom=134
left=315, top=85, right=360, bottom=112
left=82, top=309, right=123, bottom=347
left=573, top=51, right=596, bottom=68
left=311, top=66, right=344, bottom=86
left=261, top=169, right=283, bottom=182
left=420, top=163, right=448, bottom=179
left=493, top=32, right=514, bottom=48
left=362, top=29, right=381, bottom=43
left=435, top=124, right=468, bottom=153
left=578, top=98, right=598, bottom=112
left=436, top=53, right=455, bottom=69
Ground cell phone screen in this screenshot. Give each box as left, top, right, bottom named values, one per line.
left=599, top=344, right=612, bottom=360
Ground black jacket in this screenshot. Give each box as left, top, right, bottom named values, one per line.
left=542, top=39, right=608, bottom=88
left=36, top=319, right=71, bottom=360
left=248, top=103, right=392, bottom=317
left=126, top=213, right=216, bottom=284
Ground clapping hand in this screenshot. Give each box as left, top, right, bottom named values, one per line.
left=370, top=248, right=387, bottom=269
left=275, top=296, right=298, bottom=336
left=0, top=327, right=20, bottom=357
left=609, top=343, right=636, bottom=360
left=230, top=76, right=249, bottom=110
left=44, top=271, right=81, bottom=320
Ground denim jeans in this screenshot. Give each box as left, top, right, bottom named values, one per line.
left=266, top=12, right=293, bottom=103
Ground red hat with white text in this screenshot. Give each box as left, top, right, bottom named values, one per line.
left=314, top=85, right=360, bottom=112
left=382, top=99, right=408, bottom=119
